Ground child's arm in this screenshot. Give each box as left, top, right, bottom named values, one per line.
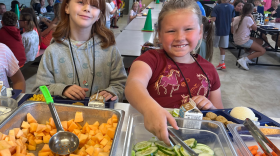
left=10, top=70, right=26, bottom=93
left=110, top=7, right=118, bottom=14
left=125, top=61, right=179, bottom=146
left=101, top=47, right=127, bottom=101
left=41, top=24, right=56, bottom=37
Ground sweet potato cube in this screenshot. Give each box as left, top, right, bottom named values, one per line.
left=28, top=139, right=36, bottom=146
left=93, top=148, right=103, bottom=156
left=95, top=133, right=104, bottom=142
left=34, top=132, right=45, bottom=137
left=79, top=134, right=88, bottom=144
left=21, top=121, right=30, bottom=129
left=20, top=137, right=27, bottom=144
left=21, top=129, right=29, bottom=136
left=30, top=123, right=38, bottom=133
left=27, top=145, right=36, bottom=151
left=49, top=118, right=56, bottom=129
left=16, top=130, right=23, bottom=139
left=0, top=148, right=11, bottom=156
left=43, top=135, right=51, bottom=143
left=34, top=139, right=43, bottom=144
left=61, top=121, right=68, bottom=131
left=107, top=118, right=112, bottom=125
left=86, top=146, right=95, bottom=155
left=27, top=153, right=36, bottom=156
left=82, top=122, right=89, bottom=133
left=73, top=129, right=81, bottom=136
left=27, top=113, right=37, bottom=123
left=100, top=138, right=109, bottom=146
left=89, top=125, right=98, bottom=131
left=107, top=128, right=115, bottom=139
left=103, top=135, right=111, bottom=142
left=13, top=128, right=20, bottom=136
left=68, top=122, right=78, bottom=132
left=49, top=129, right=57, bottom=136
left=93, top=144, right=100, bottom=148
left=93, top=121, right=100, bottom=126
left=36, top=124, right=47, bottom=132
left=67, top=119, right=74, bottom=127
left=40, top=144, right=51, bottom=152
left=86, top=140, right=96, bottom=146
left=74, top=112, right=83, bottom=122
left=89, top=130, right=95, bottom=136
left=103, top=144, right=111, bottom=153
left=100, top=127, right=107, bottom=135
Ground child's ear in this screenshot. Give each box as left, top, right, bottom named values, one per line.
left=65, top=3, right=70, bottom=14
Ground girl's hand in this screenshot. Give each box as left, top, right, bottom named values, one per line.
left=272, top=10, right=277, bottom=15
left=137, top=14, right=142, bottom=17
left=192, top=95, right=215, bottom=110
left=99, top=91, right=118, bottom=101
left=63, top=85, right=89, bottom=100
left=143, top=106, right=179, bottom=146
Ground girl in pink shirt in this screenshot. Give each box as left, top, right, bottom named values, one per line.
left=264, top=0, right=272, bottom=11
left=232, top=3, right=266, bottom=70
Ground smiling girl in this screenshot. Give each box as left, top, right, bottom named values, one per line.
left=125, top=0, right=223, bottom=145
left=33, top=0, right=127, bottom=101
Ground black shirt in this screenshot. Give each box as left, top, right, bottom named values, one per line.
left=46, top=5, right=53, bottom=12
left=267, top=7, right=280, bottom=18
left=235, top=11, right=240, bottom=17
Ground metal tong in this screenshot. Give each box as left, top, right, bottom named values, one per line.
left=168, top=128, right=199, bottom=156
left=243, top=118, right=280, bottom=156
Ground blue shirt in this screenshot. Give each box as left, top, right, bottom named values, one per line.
left=46, top=5, right=53, bottom=12
left=211, top=3, right=235, bottom=36
left=197, top=1, right=206, bottom=16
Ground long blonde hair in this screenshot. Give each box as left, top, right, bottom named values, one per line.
left=154, top=0, right=202, bottom=53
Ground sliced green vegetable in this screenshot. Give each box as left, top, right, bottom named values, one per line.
left=193, top=144, right=214, bottom=155
left=183, top=138, right=197, bottom=148
left=134, top=141, right=152, bottom=151
left=136, top=147, right=158, bottom=156
left=179, top=146, right=191, bottom=156
left=174, top=145, right=182, bottom=156
left=158, top=148, right=177, bottom=156
left=132, top=150, right=136, bottom=156
left=155, top=141, right=173, bottom=151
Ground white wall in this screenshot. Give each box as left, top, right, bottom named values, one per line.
left=0, top=0, right=48, bottom=11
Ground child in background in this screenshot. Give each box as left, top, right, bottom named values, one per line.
left=21, top=8, right=41, bottom=53
left=267, top=0, right=280, bottom=17
left=46, top=0, right=54, bottom=12
left=234, top=0, right=244, bottom=17
left=197, top=16, right=214, bottom=61
left=0, top=43, right=26, bottom=92
left=19, top=13, right=40, bottom=63
left=33, top=0, right=127, bottom=101
left=10, top=1, right=20, bottom=13
left=0, top=11, right=26, bottom=67
left=40, top=0, right=47, bottom=14
left=232, top=3, right=265, bottom=70
left=211, top=0, right=235, bottom=70
left=137, top=0, right=146, bottom=13
left=263, top=0, right=271, bottom=10
left=106, top=0, right=117, bottom=28
left=41, top=3, right=61, bottom=47
left=128, top=2, right=141, bottom=24
left=125, top=0, right=223, bottom=145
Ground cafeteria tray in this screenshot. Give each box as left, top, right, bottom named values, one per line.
left=17, top=94, right=55, bottom=106
left=0, top=102, right=125, bottom=156
left=11, top=89, right=21, bottom=99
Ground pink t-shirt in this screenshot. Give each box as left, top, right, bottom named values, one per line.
left=0, top=43, right=19, bottom=88
left=232, top=16, right=254, bottom=45
left=264, top=0, right=271, bottom=11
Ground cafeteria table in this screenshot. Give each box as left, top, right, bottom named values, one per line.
left=137, top=10, right=160, bottom=19
left=116, top=30, right=155, bottom=57
left=125, top=18, right=157, bottom=31
left=145, top=1, right=163, bottom=11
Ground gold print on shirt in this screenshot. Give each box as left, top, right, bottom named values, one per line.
left=197, top=74, right=209, bottom=96
left=181, top=94, right=190, bottom=104
left=154, top=69, right=180, bottom=97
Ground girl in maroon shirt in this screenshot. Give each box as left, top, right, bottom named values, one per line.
left=125, top=0, right=223, bottom=146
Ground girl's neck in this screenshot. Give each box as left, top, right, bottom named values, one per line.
left=69, top=23, right=92, bottom=41
left=273, top=5, right=278, bottom=9
left=168, top=52, right=194, bottom=64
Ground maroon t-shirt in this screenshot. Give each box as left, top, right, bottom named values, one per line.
left=135, top=50, right=221, bottom=108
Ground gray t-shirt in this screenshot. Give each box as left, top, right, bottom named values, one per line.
left=22, top=30, right=39, bottom=62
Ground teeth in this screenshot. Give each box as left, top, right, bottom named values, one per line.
left=175, top=44, right=186, bottom=48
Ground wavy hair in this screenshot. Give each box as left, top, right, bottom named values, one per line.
left=52, top=0, right=115, bottom=48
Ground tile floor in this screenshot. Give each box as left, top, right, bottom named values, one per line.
left=21, top=15, right=280, bottom=118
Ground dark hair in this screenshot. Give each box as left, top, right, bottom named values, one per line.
left=53, top=0, right=116, bottom=48
left=11, top=1, right=20, bottom=9
left=234, top=0, right=244, bottom=7
left=53, top=3, right=61, bottom=21
left=21, top=8, right=41, bottom=40
left=202, top=16, right=214, bottom=62
left=254, top=0, right=261, bottom=3
left=20, top=13, right=35, bottom=32
left=2, top=11, right=17, bottom=26
left=0, top=3, right=5, bottom=7
left=236, top=3, right=254, bottom=32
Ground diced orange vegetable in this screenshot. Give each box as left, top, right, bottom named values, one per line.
left=107, top=118, right=112, bottom=125
left=95, top=133, right=104, bottom=142
left=86, top=146, right=95, bottom=155
left=250, top=149, right=257, bottom=155
left=100, top=138, right=109, bottom=146
left=28, top=139, right=36, bottom=146
left=34, top=139, right=43, bottom=144
left=49, top=129, right=57, bottom=136
left=248, top=145, right=259, bottom=151
left=76, top=122, right=83, bottom=130
left=113, top=123, right=117, bottom=128
left=70, top=154, right=79, bottom=156
left=16, top=130, right=23, bottom=139
left=272, top=151, right=278, bottom=156
left=103, top=144, right=111, bottom=153
left=26, top=153, right=35, bottom=156
left=40, top=144, right=51, bottom=152
left=27, top=145, right=36, bottom=151
left=98, top=152, right=109, bottom=156
left=67, top=119, right=74, bottom=128
left=0, top=148, right=11, bottom=156
left=36, top=124, right=47, bottom=132
left=49, top=118, right=56, bottom=129
left=43, top=135, right=51, bottom=144
left=27, top=113, right=37, bottom=123
left=79, top=134, right=88, bottom=145
left=37, top=152, right=51, bottom=156
left=30, top=123, right=38, bottom=133
left=75, top=112, right=83, bottom=122
left=68, top=122, right=78, bottom=132
left=107, top=128, right=115, bottom=139
left=61, top=121, right=68, bottom=131
left=21, top=121, right=30, bottom=129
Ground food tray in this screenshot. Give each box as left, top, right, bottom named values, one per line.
left=146, top=7, right=154, bottom=9
left=11, top=89, right=21, bottom=99
left=17, top=94, right=56, bottom=106
left=54, top=96, right=115, bottom=109
left=123, top=114, right=238, bottom=156
left=0, top=102, right=125, bottom=156
left=260, top=26, right=278, bottom=30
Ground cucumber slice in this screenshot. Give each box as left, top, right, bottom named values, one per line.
left=192, top=149, right=203, bottom=154
left=179, top=146, right=191, bottom=156
left=174, top=145, right=182, bottom=156
left=132, top=150, right=136, bottom=156
left=136, top=147, right=158, bottom=156
left=158, top=148, right=177, bottom=156
left=149, top=137, right=158, bottom=143
left=198, top=154, right=213, bottom=156
left=155, top=141, right=173, bottom=151
left=193, top=145, right=214, bottom=155
left=134, top=141, right=152, bottom=151
left=183, top=138, right=197, bottom=148
left=156, top=150, right=175, bottom=156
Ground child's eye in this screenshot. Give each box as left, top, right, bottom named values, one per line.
left=78, top=1, right=83, bottom=4
left=185, top=28, right=193, bottom=31
left=167, top=30, right=175, bottom=33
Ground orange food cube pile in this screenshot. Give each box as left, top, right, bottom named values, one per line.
left=248, top=145, right=278, bottom=156
left=0, top=112, right=118, bottom=156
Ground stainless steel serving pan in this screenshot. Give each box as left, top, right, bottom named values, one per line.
left=0, top=102, right=125, bottom=156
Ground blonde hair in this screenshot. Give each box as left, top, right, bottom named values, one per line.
left=154, top=0, right=202, bottom=53
left=131, top=2, right=139, bottom=10
left=21, top=13, right=35, bottom=32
